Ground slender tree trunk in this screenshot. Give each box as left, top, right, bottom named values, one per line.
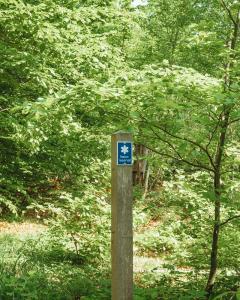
left=133, top=144, right=149, bottom=187
left=143, top=164, right=150, bottom=198
left=205, top=111, right=230, bottom=297
left=205, top=6, right=239, bottom=296
left=205, top=175, right=221, bottom=296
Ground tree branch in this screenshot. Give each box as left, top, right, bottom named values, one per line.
left=139, top=113, right=216, bottom=170
left=206, top=111, right=223, bottom=149
left=220, top=215, right=240, bottom=227
left=220, top=0, right=237, bottom=26
left=143, top=143, right=214, bottom=173
left=149, top=127, right=183, bottom=159
left=228, top=116, right=240, bottom=125
left=0, top=108, right=10, bottom=113
left=147, top=127, right=215, bottom=171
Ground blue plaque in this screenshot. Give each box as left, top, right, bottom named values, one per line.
left=117, top=141, right=133, bottom=165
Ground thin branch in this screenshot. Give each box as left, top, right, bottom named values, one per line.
left=139, top=113, right=216, bottom=170
left=220, top=215, right=240, bottom=227
left=149, top=127, right=182, bottom=159
left=206, top=111, right=223, bottom=149
left=237, top=8, right=240, bottom=24
left=147, top=128, right=214, bottom=171
left=142, top=128, right=214, bottom=172
left=143, top=144, right=214, bottom=173
left=220, top=0, right=237, bottom=26
left=228, top=116, right=240, bottom=125
left=208, top=110, right=219, bottom=121
left=0, top=108, right=10, bottom=113
left=0, top=136, right=13, bottom=140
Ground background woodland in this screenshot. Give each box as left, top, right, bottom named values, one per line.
left=0, top=0, right=240, bottom=299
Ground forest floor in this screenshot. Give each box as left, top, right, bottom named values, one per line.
left=0, top=220, right=193, bottom=275
left=0, top=220, right=46, bottom=236
left=0, top=219, right=210, bottom=299
left=0, top=220, right=162, bottom=273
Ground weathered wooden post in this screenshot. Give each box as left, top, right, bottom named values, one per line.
left=111, top=131, right=133, bottom=300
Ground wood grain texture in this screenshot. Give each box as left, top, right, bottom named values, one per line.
left=111, top=132, right=133, bottom=300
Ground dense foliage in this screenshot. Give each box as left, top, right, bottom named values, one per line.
left=0, top=0, right=240, bottom=299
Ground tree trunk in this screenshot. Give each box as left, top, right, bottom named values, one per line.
left=205, top=111, right=230, bottom=297
left=205, top=176, right=221, bottom=296
left=205, top=6, right=239, bottom=296
left=133, top=144, right=149, bottom=187
left=143, top=164, right=150, bottom=198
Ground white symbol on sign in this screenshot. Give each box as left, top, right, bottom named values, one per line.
left=121, top=145, right=129, bottom=155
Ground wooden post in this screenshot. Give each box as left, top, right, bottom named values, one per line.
left=111, top=131, right=133, bottom=300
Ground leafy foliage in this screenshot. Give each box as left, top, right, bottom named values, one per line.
left=0, top=0, right=240, bottom=299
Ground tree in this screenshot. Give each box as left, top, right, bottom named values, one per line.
left=0, top=0, right=138, bottom=212
left=103, top=0, right=240, bottom=296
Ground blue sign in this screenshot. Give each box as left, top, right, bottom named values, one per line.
left=117, top=141, right=133, bottom=165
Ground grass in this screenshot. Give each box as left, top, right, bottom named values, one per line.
left=0, top=219, right=228, bottom=300
left=0, top=220, right=108, bottom=299
left=0, top=220, right=162, bottom=299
